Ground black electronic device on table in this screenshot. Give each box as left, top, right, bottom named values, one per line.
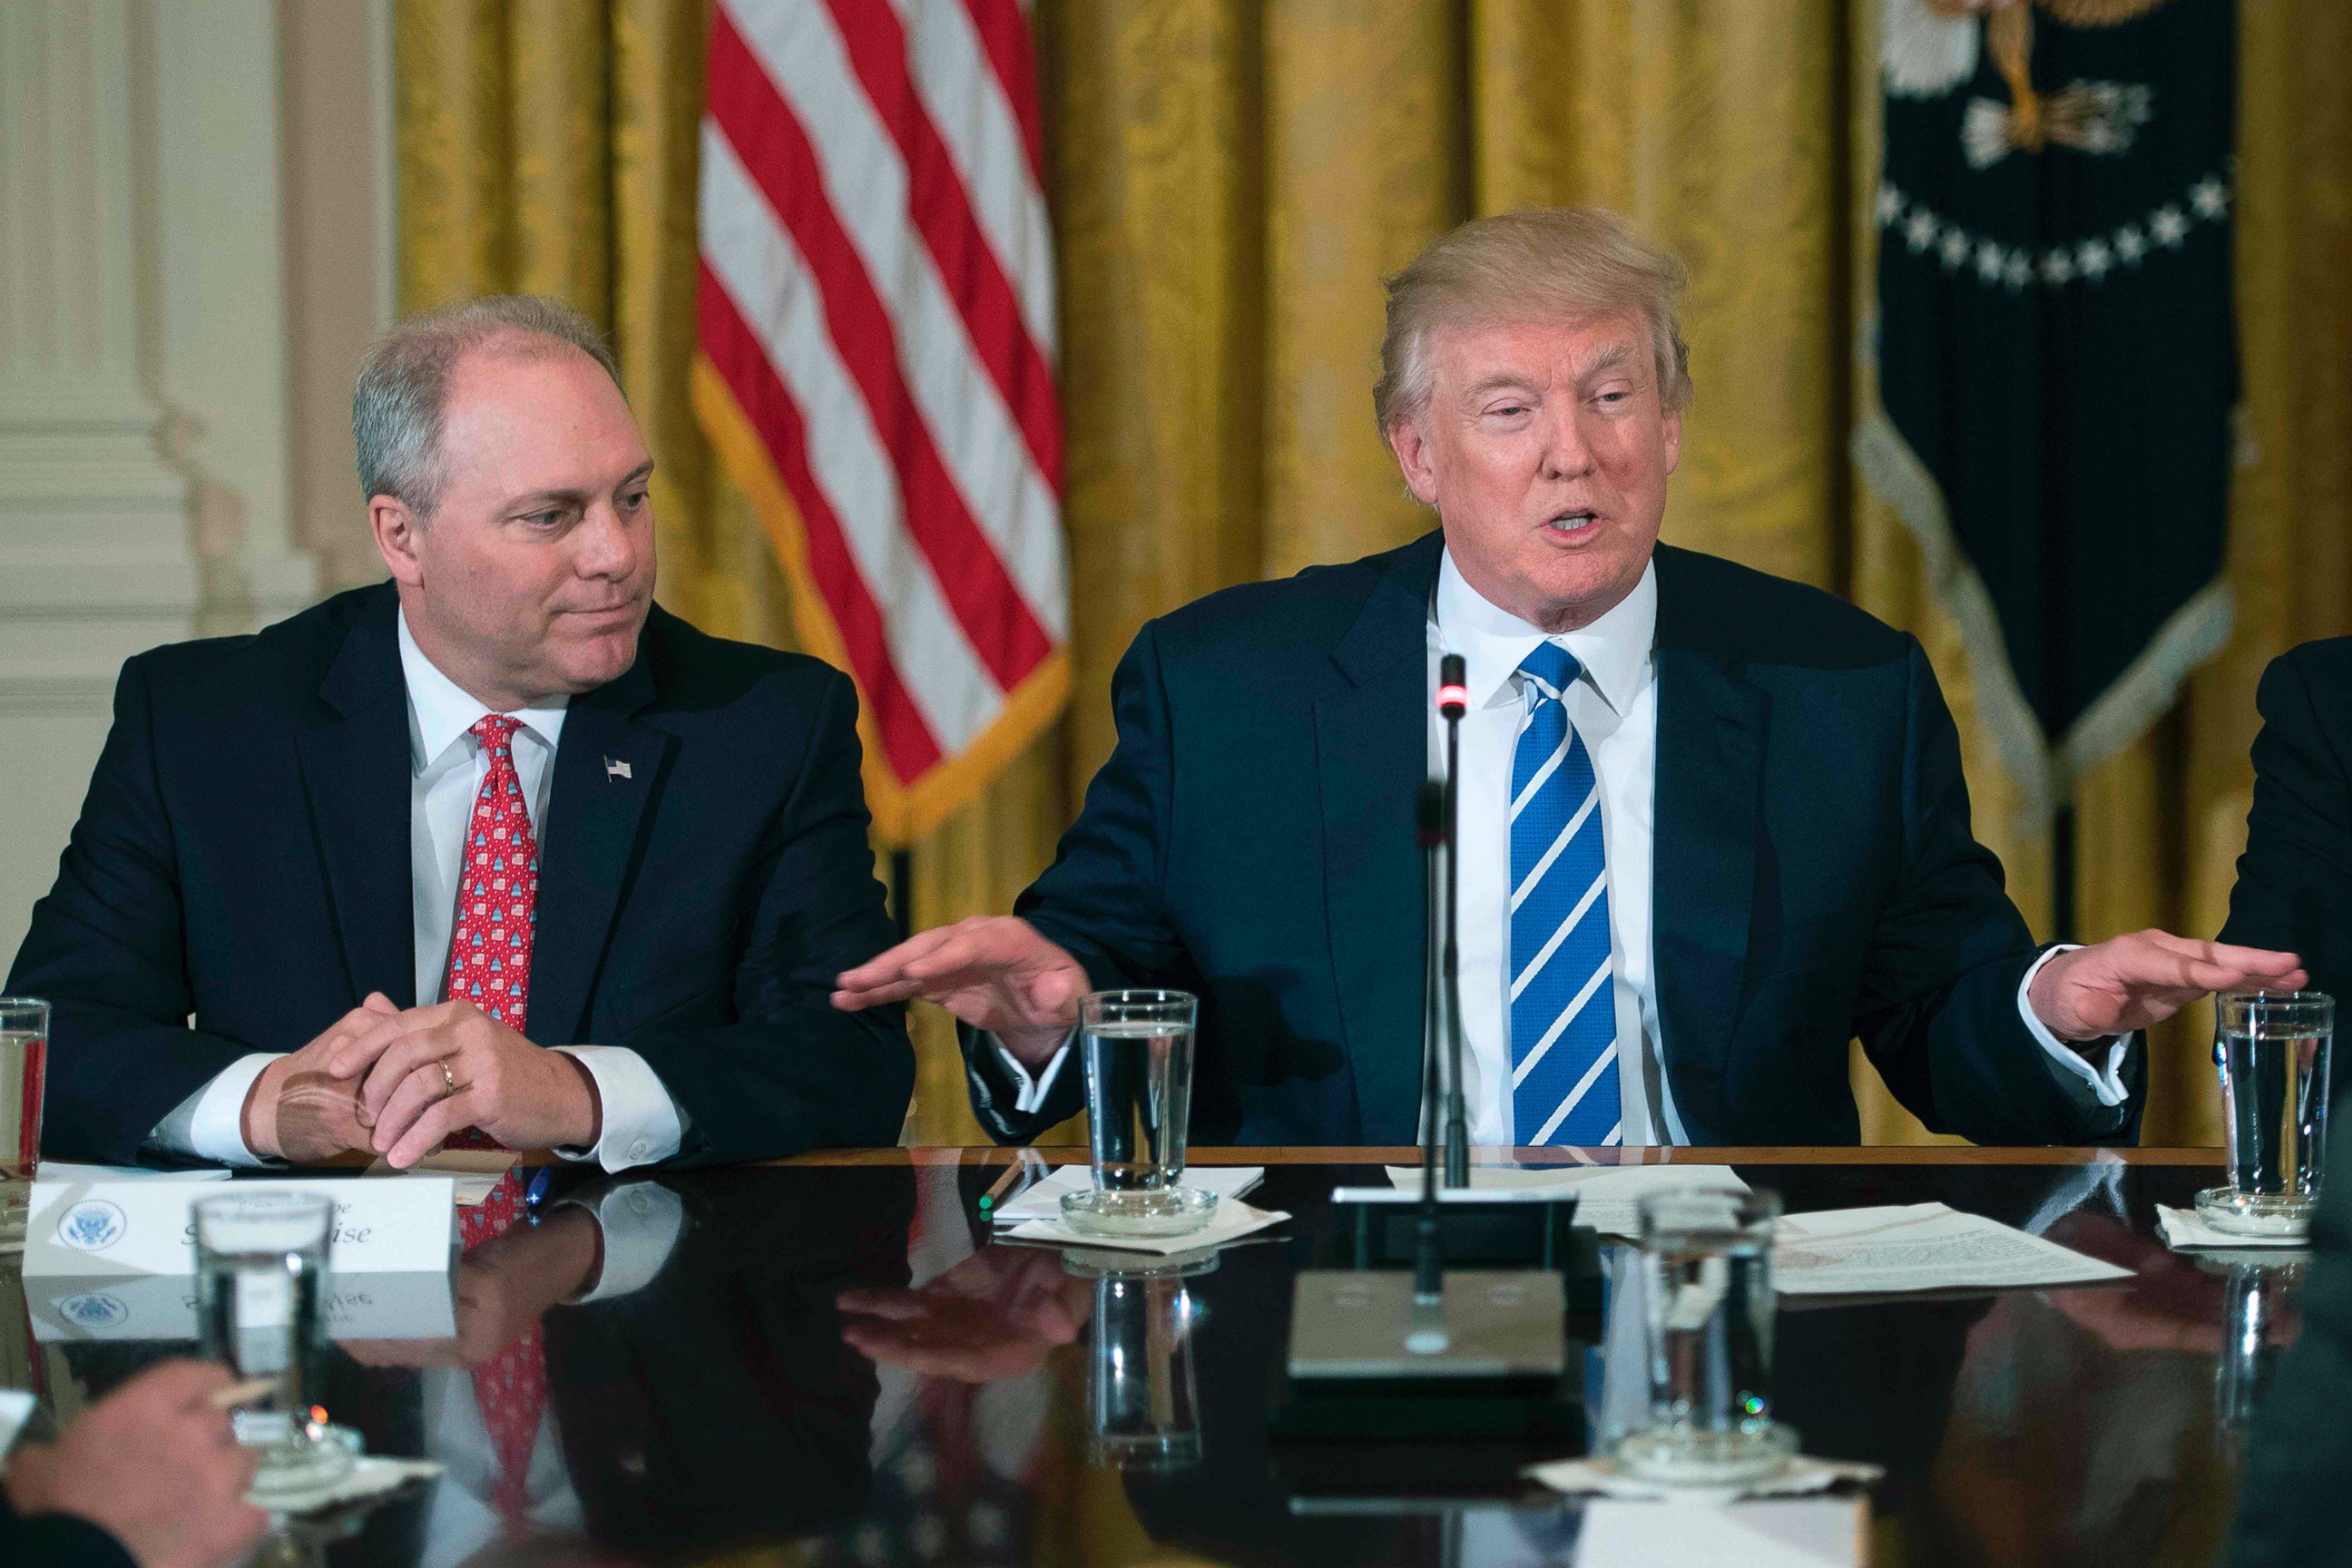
left=1272, top=655, right=1602, bottom=1449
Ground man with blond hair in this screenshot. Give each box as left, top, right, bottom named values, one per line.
left=838, top=209, right=2298, bottom=1149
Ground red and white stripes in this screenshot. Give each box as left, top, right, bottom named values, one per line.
left=695, top=0, right=1067, bottom=843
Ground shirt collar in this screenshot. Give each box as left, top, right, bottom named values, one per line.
left=396, top=610, right=569, bottom=771
left=1434, top=547, right=1657, bottom=717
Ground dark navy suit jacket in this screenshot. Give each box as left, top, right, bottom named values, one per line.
left=11, top=583, right=913, bottom=1166
left=965, top=533, right=2141, bottom=1147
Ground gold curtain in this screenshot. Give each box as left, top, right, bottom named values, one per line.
left=397, top=0, right=2352, bottom=1149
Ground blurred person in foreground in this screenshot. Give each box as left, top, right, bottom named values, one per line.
left=13, top=294, right=911, bottom=1173
left=1, top=1359, right=268, bottom=1568
left=838, top=207, right=2298, bottom=1150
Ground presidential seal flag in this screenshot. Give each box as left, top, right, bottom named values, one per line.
left=1857, top=0, right=2235, bottom=818
left=693, top=0, right=1069, bottom=847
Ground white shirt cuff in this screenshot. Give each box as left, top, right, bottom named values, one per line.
left=564, top=1180, right=687, bottom=1301
left=2016, top=946, right=2132, bottom=1109
left=552, top=1046, right=684, bottom=1171
left=148, top=1054, right=283, bottom=1166
left=995, top=1033, right=1074, bottom=1115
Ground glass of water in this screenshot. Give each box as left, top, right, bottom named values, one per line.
left=0, top=997, right=46, bottom=1250
left=1061, top=989, right=1214, bottom=1238
left=193, top=1191, right=352, bottom=1499
left=2200, top=990, right=2333, bottom=1237
left=1616, top=1186, right=1798, bottom=1486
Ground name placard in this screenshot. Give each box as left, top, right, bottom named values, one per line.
left=21, top=1177, right=456, bottom=1279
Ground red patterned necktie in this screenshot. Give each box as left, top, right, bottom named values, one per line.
left=447, top=715, right=547, bottom=1522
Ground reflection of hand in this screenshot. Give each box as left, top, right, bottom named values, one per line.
left=2041, top=1212, right=2299, bottom=1354
left=2028, top=933, right=2305, bottom=1041
left=241, top=992, right=403, bottom=1161
left=837, top=1244, right=1094, bottom=1381
left=343, top=1207, right=603, bottom=1368
left=1, top=1360, right=270, bottom=1568
left=831, top=916, right=1088, bottom=1065
left=327, top=1000, right=601, bottom=1165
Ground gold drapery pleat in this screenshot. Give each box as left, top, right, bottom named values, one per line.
left=397, top=0, right=2352, bottom=1150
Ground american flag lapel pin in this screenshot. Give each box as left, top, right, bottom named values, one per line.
left=604, top=757, right=632, bottom=782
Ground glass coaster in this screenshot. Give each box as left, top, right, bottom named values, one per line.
left=1060, top=1185, right=1219, bottom=1239
left=2196, top=1185, right=2315, bottom=1239
left=240, top=1420, right=359, bottom=1504
left=1612, top=1420, right=1800, bottom=1487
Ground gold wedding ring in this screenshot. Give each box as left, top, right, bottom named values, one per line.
left=440, top=1060, right=458, bottom=1097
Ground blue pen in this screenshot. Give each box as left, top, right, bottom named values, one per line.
left=524, top=1164, right=554, bottom=1220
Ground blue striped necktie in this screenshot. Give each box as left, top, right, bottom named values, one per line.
left=1508, top=642, right=1621, bottom=1146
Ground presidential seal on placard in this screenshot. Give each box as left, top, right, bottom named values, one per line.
left=56, top=1291, right=130, bottom=1328
left=54, top=1198, right=128, bottom=1252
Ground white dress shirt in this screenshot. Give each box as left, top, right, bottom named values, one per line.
left=1002, top=546, right=2130, bottom=1141
left=148, top=612, right=684, bottom=1171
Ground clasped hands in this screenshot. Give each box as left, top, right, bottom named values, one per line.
left=838, top=917, right=2313, bottom=1067
left=241, top=993, right=602, bottom=1166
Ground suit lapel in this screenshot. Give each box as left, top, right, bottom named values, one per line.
left=529, top=655, right=673, bottom=1046
left=1315, top=534, right=1443, bottom=1143
left=293, top=594, right=417, bottom=1006
left=1649, top=547, right=1764, bottom=1140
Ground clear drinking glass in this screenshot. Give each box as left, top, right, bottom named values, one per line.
left=2200, top=990, right=2333, bottom=1237
left=1616, top=1187, right=1798, bottom=1486
left=1060, top=989, right=1214, bottom=1238
left=1071, top=1251, right=1209, bottom=1470
left=0, top=998, right=46, bottom=1250
left=192, top=1191, right=352, bottom=1499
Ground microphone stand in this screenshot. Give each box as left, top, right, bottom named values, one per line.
left=1436, top=654, right=1470, bottom=1190
left=1412, top=782, right=1449, bottom=1339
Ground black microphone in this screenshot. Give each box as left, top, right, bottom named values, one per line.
left=1435, top=655, right=1469, bottom=1189
left=1414, top=781, right=1448, bottom=1318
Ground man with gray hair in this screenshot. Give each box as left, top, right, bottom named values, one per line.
left=16, top=294, right=912, bottom=1171
left=839, top=208, right=2298, bottom=1149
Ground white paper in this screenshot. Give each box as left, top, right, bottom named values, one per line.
left=260, top=1454, right=443, bottom=1518
left=991, top=1164, right=1264, bottom=1225
left=1574, top=1497, right=1868, bottom=1567
left=23, top=1177, right=456, bottom=1279
left=2155, top=1205, right=2309, bottom=1252
left=1383, top=1163, right=1749, bottom=1239
left=34, top=1161, right=234, bottom=1185
left=1770, top=1203, right=2131, bottom=1296
left=22, top=1269, right=457, bottom=1343
left=1004, top=1199, right=1289, bottom=1256
left=0, top=1389, right=32, bottom=1458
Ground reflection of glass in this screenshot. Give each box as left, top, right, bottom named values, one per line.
left=2200, top=990, right=2333, bottom=1237
left=1062, top=990, right=1213, bottom=1238
left=1617, top=1187, right=1798, bottom=1485
left=1068, top=1250, right=1208, bottom=1471
left=2210, top=1254, right=2307, bottom=1464
left=193, top=1191, right=353, bottom=1499
left=0, top=997, right=48, bottom=1250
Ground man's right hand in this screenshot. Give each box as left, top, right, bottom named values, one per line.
left=1, top=1360, right=269, bottom=1568
left=832, top=916, right=1088, bottom=1067
left=240, top=991, right=403, bottom=1161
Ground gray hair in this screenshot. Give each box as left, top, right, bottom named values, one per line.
left=352, top=294, right=624, bottom=517
left=1374, top=208, right=1692, bottom=436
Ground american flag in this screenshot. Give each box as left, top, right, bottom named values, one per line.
left=692, top=0, right=1068, bottom=846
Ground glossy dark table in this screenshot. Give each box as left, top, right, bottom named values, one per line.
left=0, top=1148, right=2310, bottom=1566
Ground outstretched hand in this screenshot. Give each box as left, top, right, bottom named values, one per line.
left=2028, top=931, right=2306, bottom=1043
left=833, top=916, right=1088, bottom=1066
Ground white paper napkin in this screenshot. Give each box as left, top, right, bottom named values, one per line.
left=258, top=1454, right=443, bottom=1516
left=2155, top=1204, right=2309, bottom=1251
left=1528, top=1453, right=1882, bottom=1507
left=991, top=1164, right=1264, bottom=1225
left=1003, top=1198, right=1289, bottom=1256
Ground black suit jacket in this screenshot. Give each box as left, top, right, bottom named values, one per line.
left=0, top=1499, right=132, bottom=1568
left=966, top=534, right=2140, bottom=1147
left=2221, top=638, right=2352, bottom=1047
left=11, top=583, right=913, bottom=1166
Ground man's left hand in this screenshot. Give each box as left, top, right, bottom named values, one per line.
left=2028, top=931, right=2306, bottom=1043
left=326, top=1000, right=602, bottom=1165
